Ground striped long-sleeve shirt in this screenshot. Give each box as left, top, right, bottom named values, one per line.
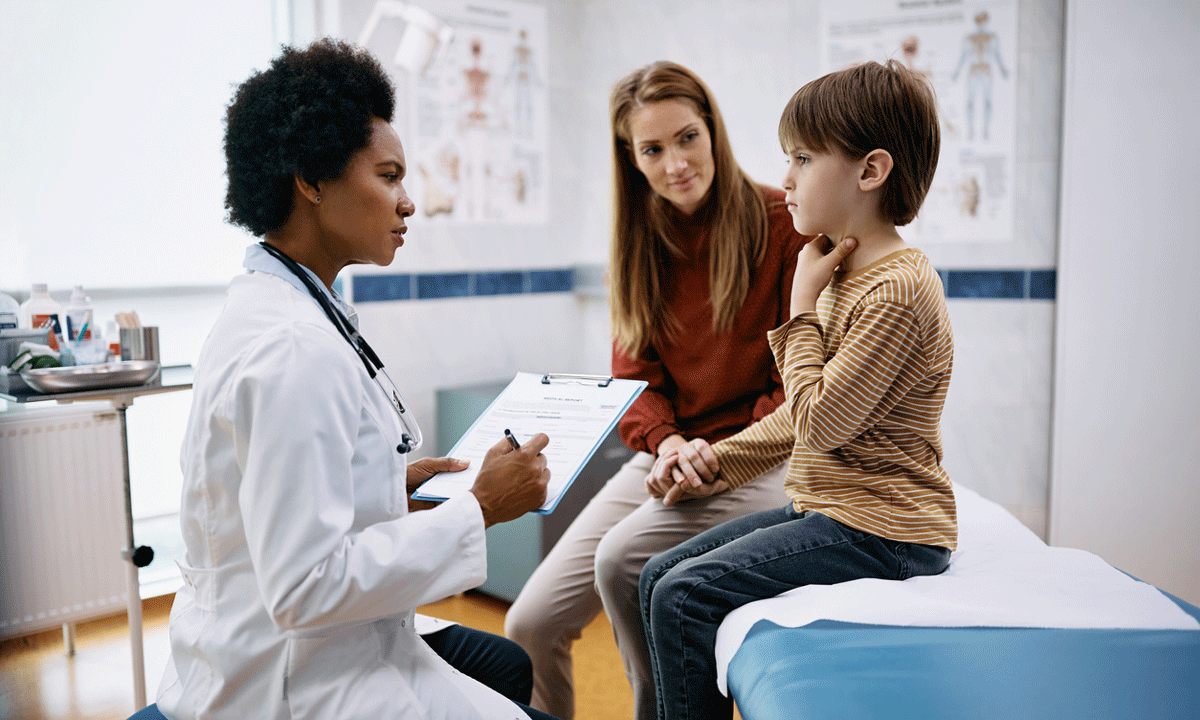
left=714, top=248, right=958, bottom=550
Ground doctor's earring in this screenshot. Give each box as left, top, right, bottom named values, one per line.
left=314, top=195, right=321, bottom=203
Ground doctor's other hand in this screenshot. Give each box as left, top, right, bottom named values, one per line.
left=470, top=433, right=551, bottom=528
left=406, top=456, right=470, bottom=513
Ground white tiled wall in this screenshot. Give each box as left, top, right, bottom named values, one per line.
left=349, top=0, right=1064, bottom=540
left=941, top=300, right=1056, bottom=533
left=3, top=0, right=1068, bottom=550
left=564, top=0, right=1067, bottom=538
left=354, top=292, right=586, bottom=453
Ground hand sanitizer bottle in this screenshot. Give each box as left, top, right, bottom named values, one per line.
left=20, top=283, right=63, bottom=351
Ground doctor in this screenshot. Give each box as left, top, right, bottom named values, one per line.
left=156, top=40, right=558, bottom=720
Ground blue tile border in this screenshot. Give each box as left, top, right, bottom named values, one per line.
left=352, top=268, right=577, bottom=304
left=943, top=269, right=1057, bottom=300
left=352, top=274, right=411, bottom=302
left=945, top=270, right=1025, bottom=299
left=530, top=269, right=574, bottom=293
left=417, top=272, right=471, bottom=300
left=475, top=271, right=525, bottom=296
left=1028, top=269, right=1057, bottom=300
left=351, top=267, right=1055, bottom=303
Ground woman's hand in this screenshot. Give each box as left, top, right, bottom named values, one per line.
left=790, top=235, right=856, bottom=316
left=406, top=456, right=470, bottom=512
left=646, top=438, right=720, bottom=500
left=655, top=433, right=688, bottom=458
left=646, top=434, right=688, bottom=498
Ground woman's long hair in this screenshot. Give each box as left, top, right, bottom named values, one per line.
left=608, top=61, right=769, bottom=358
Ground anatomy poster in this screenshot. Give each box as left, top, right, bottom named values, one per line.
left=820, top=0, right=1018, bottom=243
left=406, top=0, right=549, bottom=224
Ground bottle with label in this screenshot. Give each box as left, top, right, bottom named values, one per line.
left=0, top=291, right=19, bottom=330
left=20, top=283, right=64, bottom=351
left=105, top=320, right=121, bottom=360
left=64, top=285, right=94, bottom=342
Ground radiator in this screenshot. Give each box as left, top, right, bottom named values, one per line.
left=0, top=403, right=128, bottom=640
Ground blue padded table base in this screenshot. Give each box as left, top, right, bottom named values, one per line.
left=728, top=592, right=1200, bottom=720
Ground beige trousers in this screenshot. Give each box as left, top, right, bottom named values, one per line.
left=504, top=452, right=787, bottom=720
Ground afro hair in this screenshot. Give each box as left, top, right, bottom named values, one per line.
left=223, top=38, right=395, bottom=236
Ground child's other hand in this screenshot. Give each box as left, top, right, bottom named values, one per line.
left=791, top=235, right=857, bottom=315
left=646, top=438, right=719, bottom=498
left=661, top=477, right=729, bottom=507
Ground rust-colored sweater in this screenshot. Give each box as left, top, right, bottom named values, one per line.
left=613, top=187, right=813, bottom=454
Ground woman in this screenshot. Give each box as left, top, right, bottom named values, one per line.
left=155, top=40, right=558, bottom=720
left=504, top=61, right=812, bottom=719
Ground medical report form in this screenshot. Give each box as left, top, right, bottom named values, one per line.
left=413, top=372, right=646, bottom=513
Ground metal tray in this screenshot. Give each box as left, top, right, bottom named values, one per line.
left=19, top=360, right=161, bottom=394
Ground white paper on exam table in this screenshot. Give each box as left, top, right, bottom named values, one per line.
left=413, top=371, right=647, bottom=514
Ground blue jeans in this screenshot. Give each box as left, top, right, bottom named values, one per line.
left=639, top=505, right=951, bottom=720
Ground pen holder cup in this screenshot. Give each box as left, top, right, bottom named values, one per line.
left=120, top=327, right=160, bottom=363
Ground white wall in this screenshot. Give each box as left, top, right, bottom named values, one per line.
left=13, top=0, right=1193, bottom=605
left=0, top=0, right=278, bottom=289
left=1050, top=0, right=1200, bottom=604
left=0, top=0, right=592, bottom=457
left=3, top=0, right=1063, bottom=528
left=570, top=0, right=1066, bottom=539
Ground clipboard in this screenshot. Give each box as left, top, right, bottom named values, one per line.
left=413, top=371, right=647, bottom=514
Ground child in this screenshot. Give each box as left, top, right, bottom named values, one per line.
left=638, top=59, right=958, bottom=720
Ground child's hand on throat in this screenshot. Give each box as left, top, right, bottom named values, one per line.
left=791, top=235, right=857, bottom=316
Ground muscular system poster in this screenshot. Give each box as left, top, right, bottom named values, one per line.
left=406, top=0, right=549, bottom=224
left=820, top=0, right=1018, bottom=243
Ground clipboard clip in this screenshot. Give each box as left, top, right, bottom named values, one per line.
left=542, top=373, right=613, bottom=387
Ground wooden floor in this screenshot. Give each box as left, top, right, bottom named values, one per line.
left=0, top=591, right=634, bottom=720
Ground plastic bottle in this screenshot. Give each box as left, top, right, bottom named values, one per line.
left=63, top=285, right=94, bottom=342
left=0, top=290, right=18, bottom=330
left=105, top=320, right=121, bottom=360
left=20, top=283, right=64, bottom=351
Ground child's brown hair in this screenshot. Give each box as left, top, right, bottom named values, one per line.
left=778, top=59, right=940, bottom=226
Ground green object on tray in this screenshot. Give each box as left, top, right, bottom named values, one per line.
left=6, top=349, right=61, bottom=372
left=30, top=355, right=61, bottom=369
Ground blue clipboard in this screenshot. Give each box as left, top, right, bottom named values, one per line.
left=413, top=371, right=647, bottom=514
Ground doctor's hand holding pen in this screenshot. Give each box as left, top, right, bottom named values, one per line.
left=470, top=432, right=551, bottom=527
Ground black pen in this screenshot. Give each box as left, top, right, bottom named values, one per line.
left=504, top=428, right=521, bottom=451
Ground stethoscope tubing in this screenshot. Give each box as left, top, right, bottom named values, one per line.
left=257, top=241, right=421, bottom=453
left=258, top=241, right=383, bottom=379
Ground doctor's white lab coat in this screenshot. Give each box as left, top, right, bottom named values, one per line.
left=156, top=255, right=527, bottom=720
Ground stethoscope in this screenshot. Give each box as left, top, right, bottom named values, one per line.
left=259, top=241, right=423, bottom=454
